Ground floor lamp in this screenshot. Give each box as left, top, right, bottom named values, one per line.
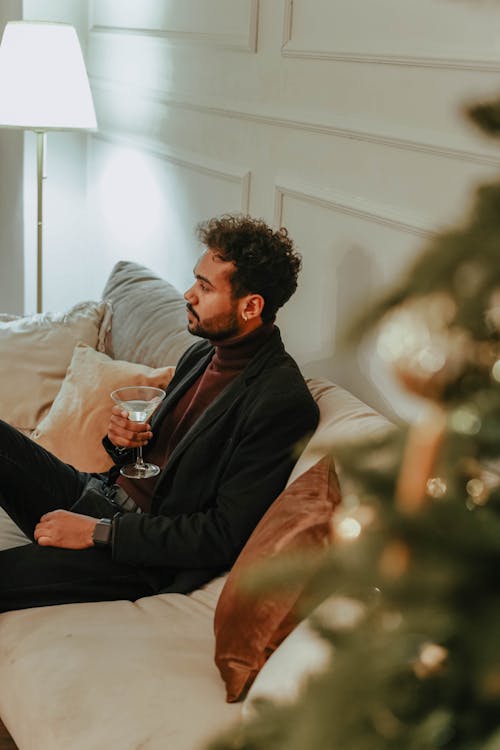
left=0, top=21, right=97, bottom=313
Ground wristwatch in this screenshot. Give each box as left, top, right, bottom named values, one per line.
left=92, top=518, right=113, bottom=547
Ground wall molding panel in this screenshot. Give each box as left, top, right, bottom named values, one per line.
left=93, top=131, right=251, bottom=213
left=273, top=184, right=435, bottom=239
left=281, top=0, right=500, bottom=72
left=83, top=0, right=499, bottom=418
left=282, top=48, right=500, bottom=74
left=90, top=0, right=259, bottom=52
left=90, top=77, right=500, bottom=168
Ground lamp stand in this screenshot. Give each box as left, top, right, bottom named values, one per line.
left=36, top=130, right=46, bottom=313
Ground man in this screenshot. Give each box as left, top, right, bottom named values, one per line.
left=0, top=215, right=319, bottom=612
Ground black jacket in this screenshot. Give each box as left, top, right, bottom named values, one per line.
left=104, top=327, right=319, bottom=593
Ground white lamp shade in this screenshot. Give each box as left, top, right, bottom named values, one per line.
left=0, top=21, right=97, bottom=131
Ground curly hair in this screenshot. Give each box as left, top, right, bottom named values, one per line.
left=196, top=214, right=302, bottom=323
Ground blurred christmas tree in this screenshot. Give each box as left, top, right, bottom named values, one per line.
left=209, top=94, right=500, bottom=750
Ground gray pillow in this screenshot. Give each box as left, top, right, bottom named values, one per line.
left=101, top=261, right=194, bottom=367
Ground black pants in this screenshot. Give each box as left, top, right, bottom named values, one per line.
left=0, top=420, right=156, bottom=612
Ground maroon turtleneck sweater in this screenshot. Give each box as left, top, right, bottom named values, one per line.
left=117, top=323, right=275, bottom=511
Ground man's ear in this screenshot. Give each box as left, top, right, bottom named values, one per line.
left=241, top=294, right=265, bottom=321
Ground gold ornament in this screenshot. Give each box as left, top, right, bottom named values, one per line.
left=377, top=292, right=472, bottom=399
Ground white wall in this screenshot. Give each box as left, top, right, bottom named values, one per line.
left=0, top=0, right=23, bottom=314
left=1, top=1, right=499, bottom=418
left=85, top=0, right=500, bottom=419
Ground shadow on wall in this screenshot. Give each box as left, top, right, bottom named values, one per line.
left=301, top=243, right=402, bottom=424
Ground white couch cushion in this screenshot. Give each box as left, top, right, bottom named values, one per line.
left=0, top=576, right=240, bottom=750
left=289, top=377, right=395, bottom=484
left=242, top=595, right=364, bottom=718
left=242, top=616, right=330, bottom=718
left=0, top=375, right=392, bottom=749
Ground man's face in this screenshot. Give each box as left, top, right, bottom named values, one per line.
left=184, top=250, right=243, bottom=341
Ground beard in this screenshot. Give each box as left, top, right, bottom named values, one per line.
left=186, top=304, right=241, bottom=342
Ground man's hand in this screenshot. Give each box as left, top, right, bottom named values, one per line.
left=107, top=405, right=153, bottom=449
left=34, top=510, right=99, bottom=549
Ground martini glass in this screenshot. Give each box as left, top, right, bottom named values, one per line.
left=111, top=386, right=166, bottom=478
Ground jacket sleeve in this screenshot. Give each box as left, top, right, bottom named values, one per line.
left=101, top=341, right=204, bottom=465
left=102, top=435, right=134, bottom=466
left=110, top=386, right=319, bottom=569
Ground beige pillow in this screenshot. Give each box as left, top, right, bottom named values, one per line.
left=31, top=344, right=175, bottom=472
left=0, top=301, right=111, bottom=431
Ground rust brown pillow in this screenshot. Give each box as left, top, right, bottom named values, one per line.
left=214, top=455, right=341, bottom=702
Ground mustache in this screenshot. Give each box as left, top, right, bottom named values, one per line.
left=186, top=303, right=199, bottom=320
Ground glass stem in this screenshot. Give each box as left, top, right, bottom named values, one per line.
left=136, top=445, right=146, bottom=469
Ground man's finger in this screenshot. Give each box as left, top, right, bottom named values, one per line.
left=111, top=405, right=129, bottom=418
left=108, top=429, right=152, bottom=447
left=125, top=428, right=152, bottom=442
left=39, top=511, right=55, bottom=522
left=109, top=416, right=151, bottom=433
left=34, top=525, right=45, bottom=541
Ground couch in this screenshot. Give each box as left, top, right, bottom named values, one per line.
left=0, top=261, right=392, bottom=750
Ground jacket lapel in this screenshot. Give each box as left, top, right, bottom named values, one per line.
left=159, top=372, right=246, bottom=474
left=153, top=328, right=285, bottom=487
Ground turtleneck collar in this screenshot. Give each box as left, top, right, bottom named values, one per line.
left=209, top=322, right=275, bottom=371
